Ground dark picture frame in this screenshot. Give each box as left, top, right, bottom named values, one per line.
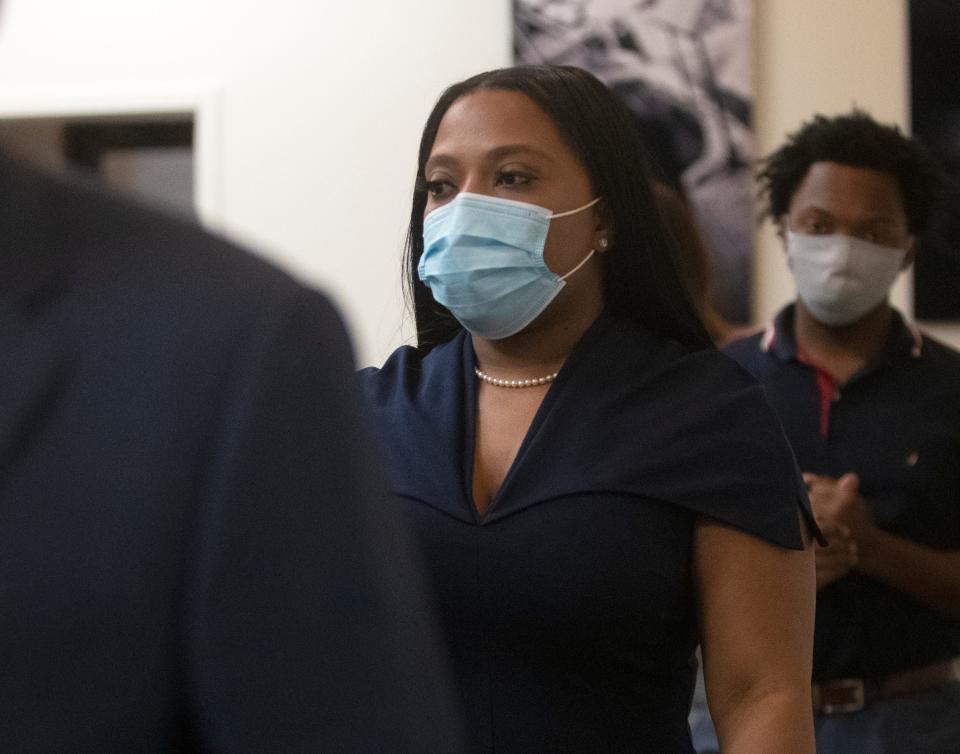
left=910, top=0, right=960, bottom=321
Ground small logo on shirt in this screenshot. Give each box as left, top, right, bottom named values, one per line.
left=906, top=451, right=919, bottom=467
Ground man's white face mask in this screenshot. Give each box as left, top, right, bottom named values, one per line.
left=786, top=231, right=908, bottom=326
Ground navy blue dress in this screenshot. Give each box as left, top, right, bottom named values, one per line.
left=361, top=313, right=812, bottom=752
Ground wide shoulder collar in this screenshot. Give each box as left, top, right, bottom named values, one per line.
left=361, top=317, right=809, bottom=548
left=360, top=332, right=477, bottom=522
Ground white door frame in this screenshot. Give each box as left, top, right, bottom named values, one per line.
left=0, top=83, right=223, bottom=227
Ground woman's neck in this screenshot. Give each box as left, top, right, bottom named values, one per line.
left=471, top=298, right=603, bottom=379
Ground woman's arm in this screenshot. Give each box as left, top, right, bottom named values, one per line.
left=694, top=517, right=816, bottom=753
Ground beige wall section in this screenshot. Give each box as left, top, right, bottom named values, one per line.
left=754, top=1, right=959, bottom=348
left=756, top=1, right=930, bottom=334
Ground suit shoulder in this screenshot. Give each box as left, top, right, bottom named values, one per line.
left=19, top=158, right=301, bottom=311
left=25, top=164, right=333, bottom=349
left=0, top=159, right=352, bottom=374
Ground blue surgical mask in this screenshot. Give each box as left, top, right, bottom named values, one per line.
left=418, top=192, right=602, bottom=339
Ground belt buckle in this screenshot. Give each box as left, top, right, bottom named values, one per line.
left=820, top=678, right=866, bottom=714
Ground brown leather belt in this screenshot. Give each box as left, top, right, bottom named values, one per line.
left=812, top=657, right=960, bottom=714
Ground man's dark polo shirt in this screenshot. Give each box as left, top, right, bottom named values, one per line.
left=724, top=304, right=960, bottom=681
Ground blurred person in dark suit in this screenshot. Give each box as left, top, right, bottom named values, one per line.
left=0, top=112, right=461, bottom=754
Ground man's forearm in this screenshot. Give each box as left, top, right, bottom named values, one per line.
left=856, top=529, right=960, bottom=620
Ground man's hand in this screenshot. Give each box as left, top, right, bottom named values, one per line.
left=812, top=523, right=858, bottom=589
left=803, top=472, right=875, bottom=590
left=802, top=473, right=960, bottom=619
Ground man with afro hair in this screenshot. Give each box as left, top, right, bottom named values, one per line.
left=723, top=110, right=960, bottom=752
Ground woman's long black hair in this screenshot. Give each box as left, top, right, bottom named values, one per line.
left=404, top=64, right=713, bottom=353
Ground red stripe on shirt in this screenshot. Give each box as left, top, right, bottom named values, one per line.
left=797, top=350, right=837, bottom=438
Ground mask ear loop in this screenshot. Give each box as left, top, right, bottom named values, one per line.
left=559, top=248, right=596, bottom=280
left=547, top=196, right=603, bottom=280
left=550, top=197, right=603, bottom=280
left=549, top=196, right=602, bottom=219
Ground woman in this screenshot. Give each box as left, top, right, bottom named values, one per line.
left=361, top=65, right=817, bottom=752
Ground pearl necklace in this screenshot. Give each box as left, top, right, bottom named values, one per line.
left=474, top=366, right=558, bottom=388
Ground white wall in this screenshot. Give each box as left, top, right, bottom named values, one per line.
left=0, top=0, right=512, bottom=365
left=754, top=0, right=960, bottom=349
